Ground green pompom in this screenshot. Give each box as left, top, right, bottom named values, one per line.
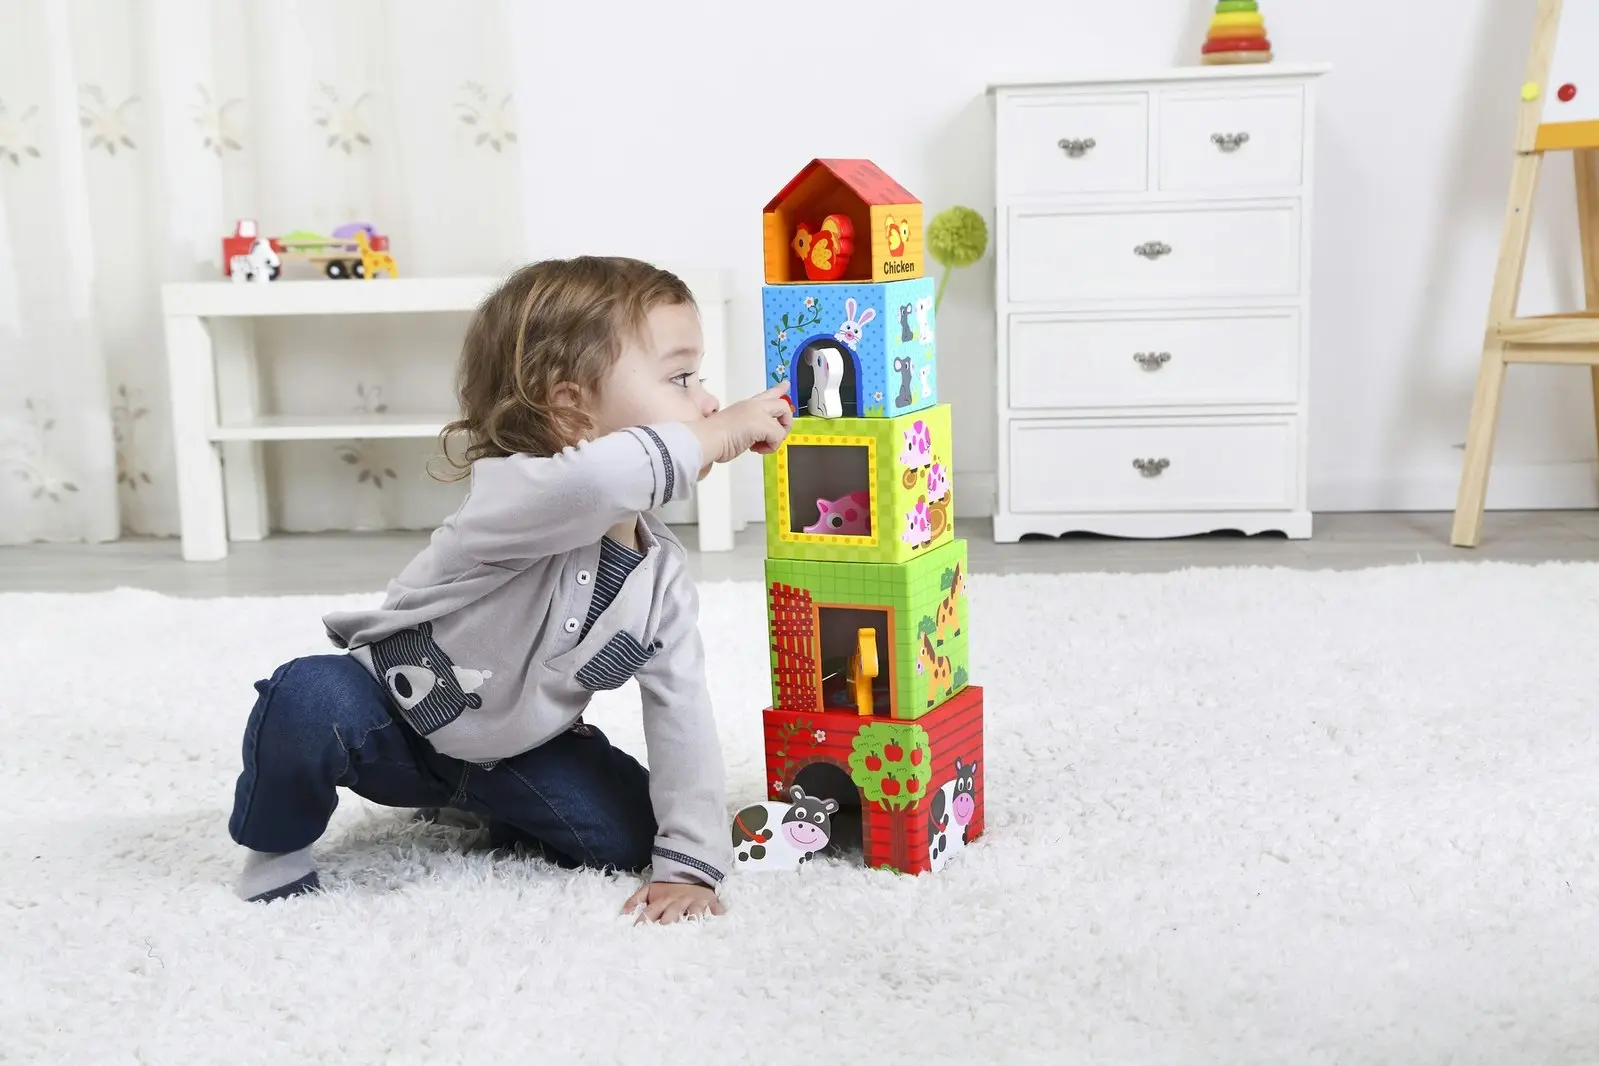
left=926, top=206, right=989, bottom=311
left=927, top=207, right=988, bottom=270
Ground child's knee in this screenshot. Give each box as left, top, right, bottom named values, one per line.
left=248, top=654, right=387, bottom=751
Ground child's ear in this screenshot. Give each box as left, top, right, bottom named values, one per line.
left=549, top=381, right=583, bottom=410
left=548, top=382, right=597, bottom=447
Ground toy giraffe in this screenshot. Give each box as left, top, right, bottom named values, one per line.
left=353, top=229, right=399, bottom=279
left=730, top=159, right=985, bottom=877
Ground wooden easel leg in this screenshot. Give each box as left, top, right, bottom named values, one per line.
left=1575, top=150, right=1599, bottom=471
left=1453, top=341, right=1510, bottom=546
left=1452, top=151, right=1544, bottom=547
left=1590, top=366, right=1599, bottom=461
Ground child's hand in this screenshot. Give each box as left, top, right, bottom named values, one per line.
left=691, top=383, right=793, bottom=466
left=622, top=880, right=726, bottom=924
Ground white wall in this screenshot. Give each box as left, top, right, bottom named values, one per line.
left=511, top=0, right=1597, bottom=523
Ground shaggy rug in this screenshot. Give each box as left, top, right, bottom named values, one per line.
left=3, top=563, right=1598, bottom=1065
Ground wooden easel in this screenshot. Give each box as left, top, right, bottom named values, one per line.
left=1453, top=0, right=1599, bottom=546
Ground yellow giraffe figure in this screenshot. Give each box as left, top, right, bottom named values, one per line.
left=355, top=229, right=398, bottom=279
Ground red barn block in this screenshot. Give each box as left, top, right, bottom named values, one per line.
left=750, top=685, right=984, bottom=875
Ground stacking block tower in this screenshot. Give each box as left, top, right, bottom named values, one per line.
left=729, top=159, right=984, bottom=876
left=1201, top=0, right=1273, bottom=65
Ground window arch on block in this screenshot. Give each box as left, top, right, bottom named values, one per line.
left=788, top=335, right=865, bottom=418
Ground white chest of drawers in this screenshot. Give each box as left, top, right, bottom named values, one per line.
left=988, top=63, right=1329, bottom=542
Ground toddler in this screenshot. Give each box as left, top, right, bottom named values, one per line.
left=225, top=256, right=793, bottom=923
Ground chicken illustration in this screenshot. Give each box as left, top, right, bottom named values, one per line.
left=885, top=215, right=910, bottom=258
left=792, top=213, right=855, bottom=281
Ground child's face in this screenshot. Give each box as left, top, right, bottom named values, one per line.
left=588, top=301, right=720, bottom=455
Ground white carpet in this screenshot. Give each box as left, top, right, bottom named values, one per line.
left=4, top=563, right=1599, bottom=1064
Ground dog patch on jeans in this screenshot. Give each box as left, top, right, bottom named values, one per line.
left=369, top=620, right=493, bottom=735
left=574, top=631, right=662, bottom=691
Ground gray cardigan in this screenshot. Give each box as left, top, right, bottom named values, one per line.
left=320, top=422, right=727, bottom=889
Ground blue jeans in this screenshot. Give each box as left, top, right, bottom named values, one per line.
left=227, top=654, right=657, bottom=873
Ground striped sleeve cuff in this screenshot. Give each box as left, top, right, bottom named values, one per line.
left=626, top=422, right=701, bottom=509
left=650, top=844, right=726, bottom=889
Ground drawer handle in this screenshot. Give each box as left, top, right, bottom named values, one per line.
left=1057, top=137, right=1096, bottom=158
left=1211, top=132, right=1251, bottom=153
left=1134, top=241, right=1172, bottom=260
left=1132, top=457, right=1170, bottom=478
left=1133, top=351, right=1172, bottom=371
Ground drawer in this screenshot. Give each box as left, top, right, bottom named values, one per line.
left=997, top=92, right=1149, bottom=197
left=1158, top=87, right=1305, bottom=191
left=1007, top=202, right=1299, bottom=303
left=1007, top=309, right=1300, bottom=410
left=1007, top=417, right=1298, bottom=513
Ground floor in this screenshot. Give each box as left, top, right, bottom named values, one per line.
left=4, top=511, right=1599, bottom=596
left=18, top=557, right=1594, bottom=1060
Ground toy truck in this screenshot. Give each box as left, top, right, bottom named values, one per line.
left=221, top=219, right=398, bottom=281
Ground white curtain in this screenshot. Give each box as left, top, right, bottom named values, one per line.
left=0, top=0, right=524, bottom=544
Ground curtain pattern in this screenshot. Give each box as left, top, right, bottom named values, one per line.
left=0, top=0, right=522, bottom=543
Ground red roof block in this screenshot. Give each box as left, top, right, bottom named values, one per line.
left=764, top=159, right=920, bottom=211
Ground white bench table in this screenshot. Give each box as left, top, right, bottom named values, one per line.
left=161, top=272, right=740, bottom=562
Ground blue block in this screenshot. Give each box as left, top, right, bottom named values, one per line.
left=762, top=277, right=938, bottom=420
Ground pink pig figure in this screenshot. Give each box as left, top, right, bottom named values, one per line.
left=925, top=462, right=949, bottom=503
left=902, top=498, right=933, bottom=548
left=803, top=490, right=871, bottom=535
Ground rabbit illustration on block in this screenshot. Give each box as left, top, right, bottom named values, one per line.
left=835, top=298, right=876, bottom=348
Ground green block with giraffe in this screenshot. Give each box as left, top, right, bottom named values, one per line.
left=765, top=537, right=969, bottom=721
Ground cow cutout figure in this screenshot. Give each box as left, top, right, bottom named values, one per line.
left=230, top=238, right=280, bottom=283
left=731, top=786, right=839, bottom=871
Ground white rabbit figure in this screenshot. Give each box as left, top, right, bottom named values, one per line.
left=914, top=296, right=934, bottom=344
left=807, top=344, right=844, bottom=418
left=835, top=298, right=876, bottom=348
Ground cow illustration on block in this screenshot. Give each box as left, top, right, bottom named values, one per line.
left=927, top=757, right=979, bottom=872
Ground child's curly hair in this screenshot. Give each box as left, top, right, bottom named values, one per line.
left=435, top=255, right=695, bottom=480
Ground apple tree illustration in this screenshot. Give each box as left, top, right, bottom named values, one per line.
left=848, top=722, right=932, bottom=811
